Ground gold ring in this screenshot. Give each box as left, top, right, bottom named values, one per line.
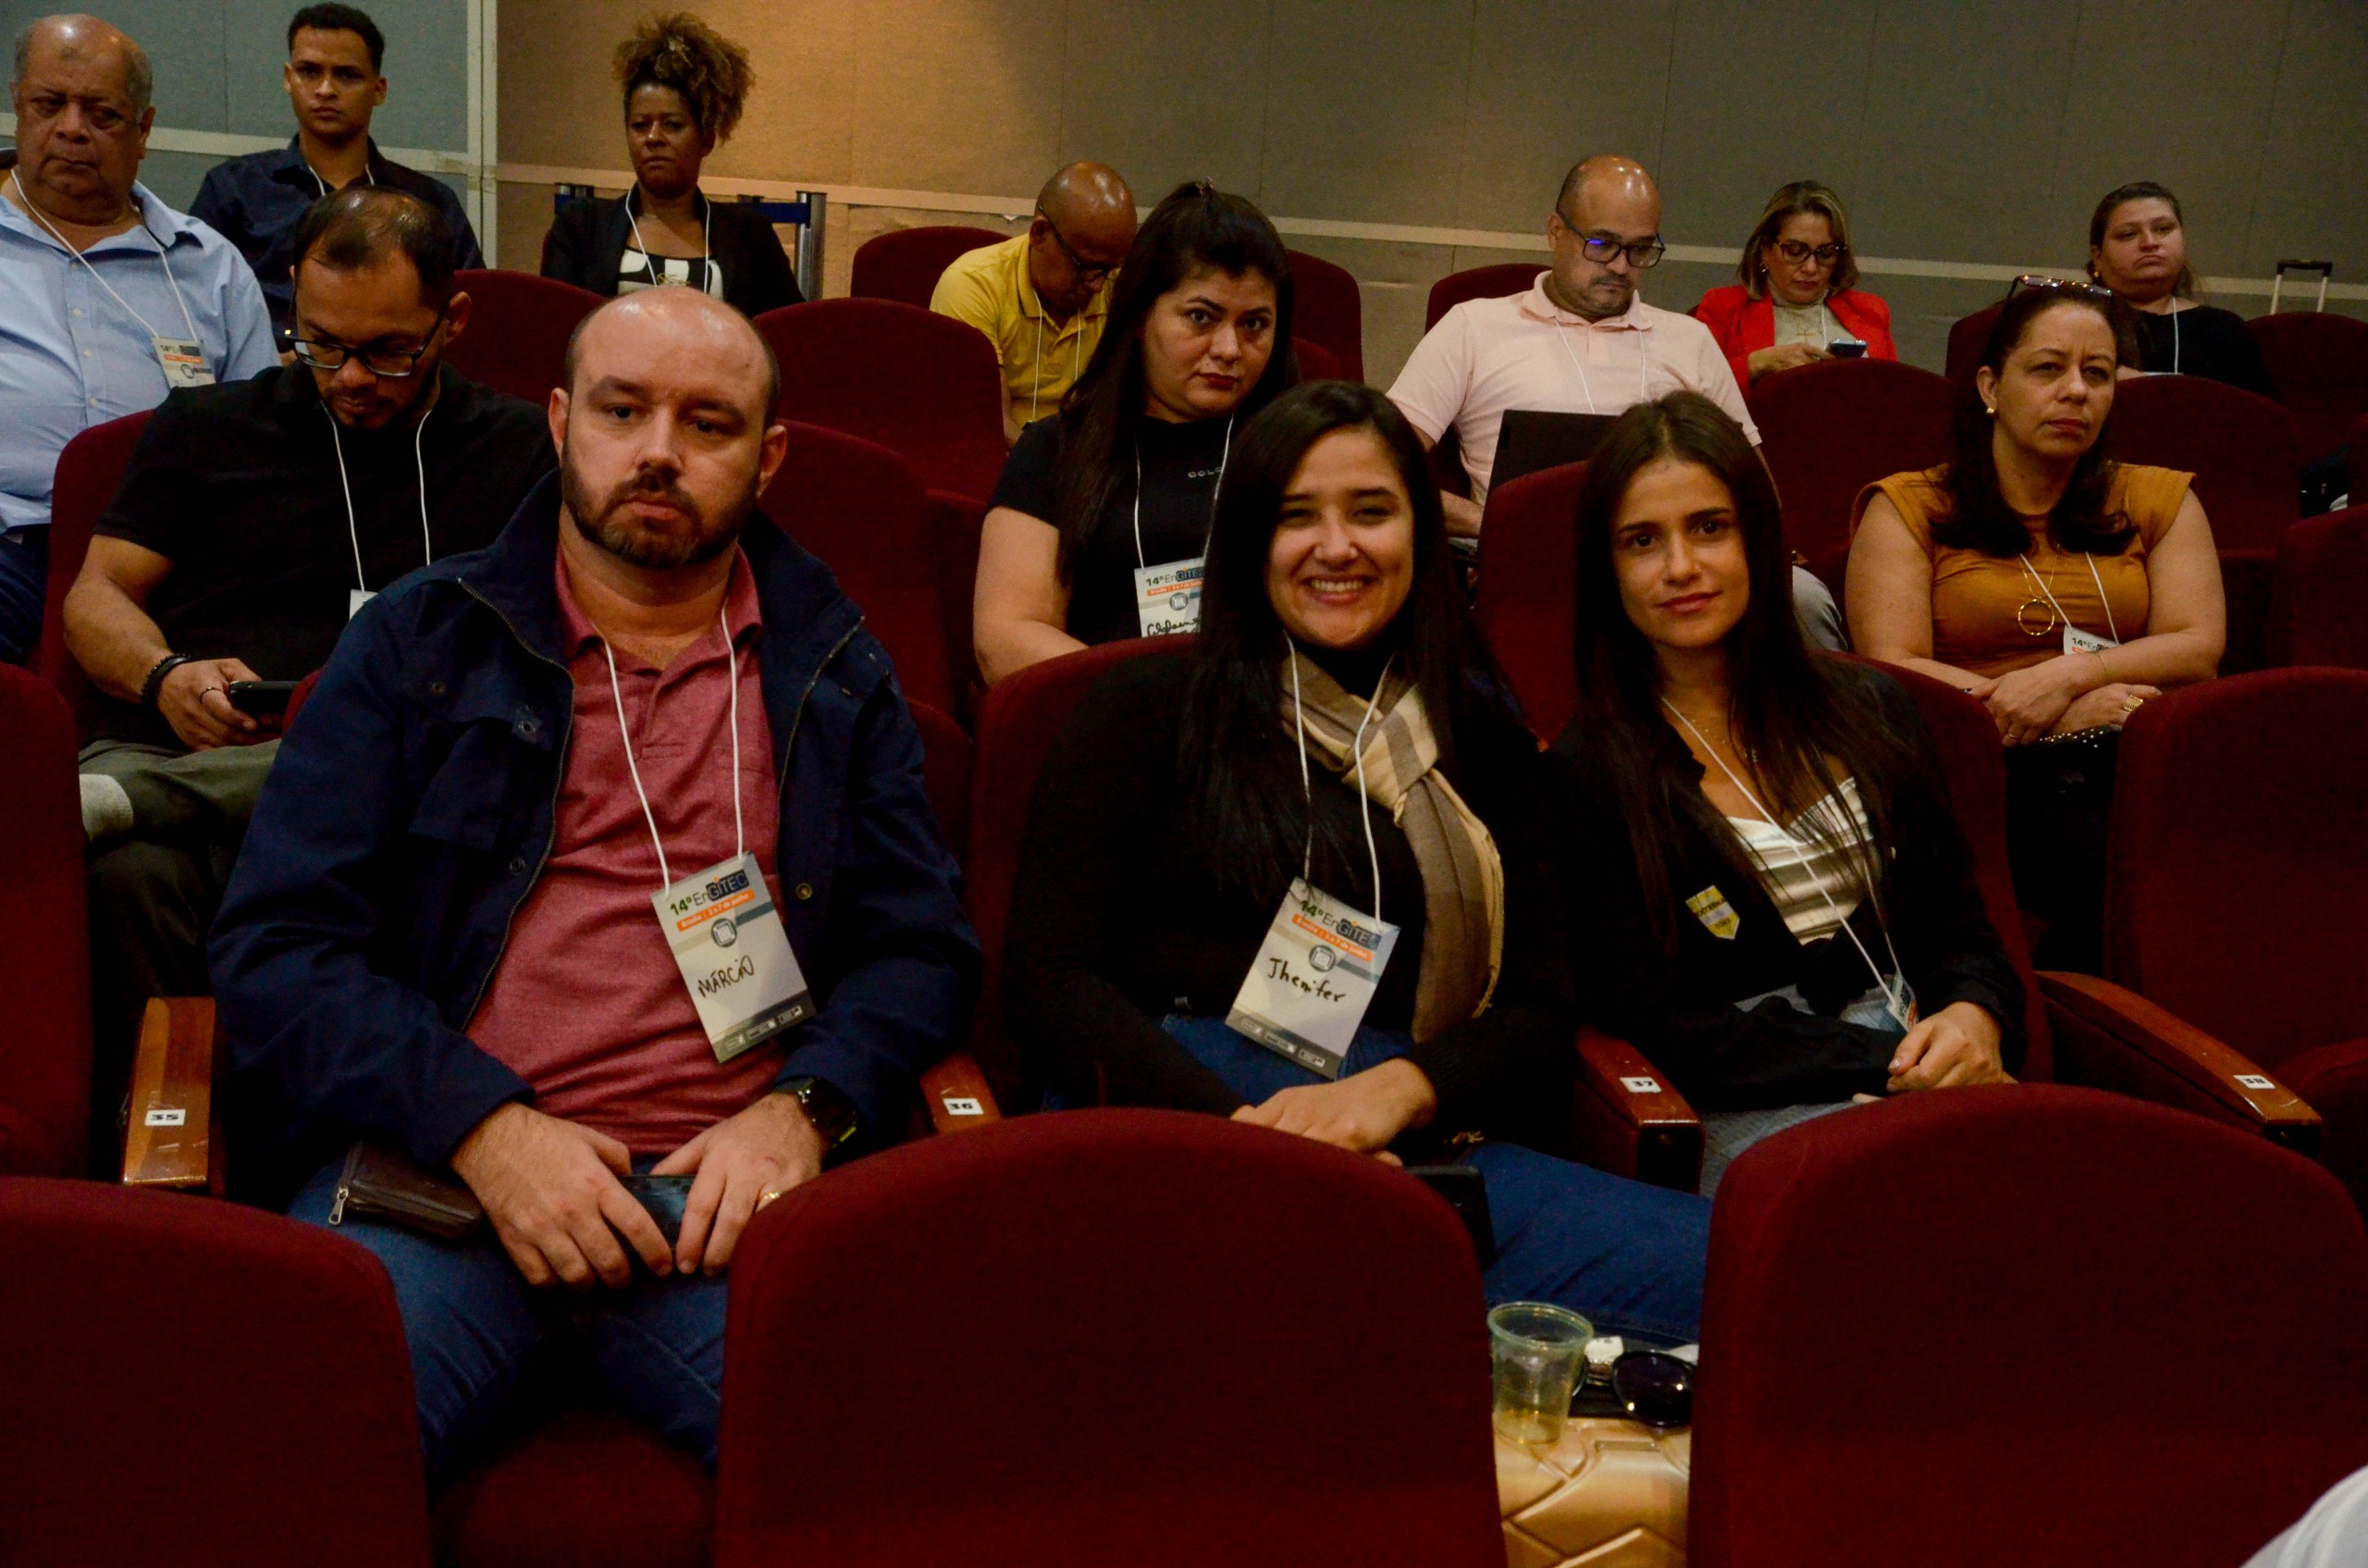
left=757, top=1189, right=783, bottom=1209
left=2123, top=695, right=2144, bottom=713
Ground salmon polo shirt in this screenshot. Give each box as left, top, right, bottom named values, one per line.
left=466, top=549, right=787, bottom=1155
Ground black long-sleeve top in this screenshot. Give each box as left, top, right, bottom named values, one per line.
left=1548, top=662, right=2026, bottom=1110
left=1004, top=649, right=1579, bottom=1154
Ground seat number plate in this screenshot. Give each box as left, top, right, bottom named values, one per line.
left=941, top=1096, right=984, bottom=1117
left=1621, top=1076, right=1662, bottom=1094
left=143, top=1107, right=186, bottom=1127
left=2235, top=1074, right=2276, bottom=1091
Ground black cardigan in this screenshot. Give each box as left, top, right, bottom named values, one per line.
left=539, top=188, right=803, bottom=319
left=1004, top=650, right=1580, bottom=1154
left=1548, top=662, right=2025, bottom=1110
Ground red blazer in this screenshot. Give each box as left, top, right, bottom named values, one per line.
left=1691, top=284, right=1897, bottom=395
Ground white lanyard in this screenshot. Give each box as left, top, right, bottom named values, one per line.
left=303, top=159, right=376, bottom=199
left=2016, top=550, right=2120, bottom=645
left=326, top=403, right=435, bottom=594
left=2169, top=303, right=2181, bottom=375
left=1025, top=310, right=1083, bottom=427
left=1661, top=699, right=1906, bottom=1016
left=11, top=173, right=204, bottom=348
left=626, top=186, right=711, bottom=290
left=1552, top=314, right=1650, bottom=415
left=1289, top=649, right=1388, bottom=912
left=1130, top=415, right=1234, bottom=571
left=604, top=606, right=745, bottom=890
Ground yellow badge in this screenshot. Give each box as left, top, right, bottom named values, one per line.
left=1686, top=885, right=1741, bottom=940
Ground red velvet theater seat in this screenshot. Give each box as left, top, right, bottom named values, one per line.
left=715, top=1109, right=1503, bottom=1568
left=431, top=1410, right=711, bottom=1568
left=439, top=269, right=603, bottom=406
left=39, top=409, right=150, bottom=729
left=2103, top=669, right=2368, bottom=1212
left=1425, top=262, right=1539, bottom=329
left=849, top=225, right=1007, bottom=309
left=0, top=667, right=91, bottom=1175
left=755, top=298, right=1007, bottom=504
left=0, top=1179, right=433, bottom=1567
left=1747, top=356, right=1951, bottom=588
left=1471, top=459, right=1589, bottom=740
left=2247, top=309, right=2368, bottom=462
left=2271, top=503, right=2368, bottom=668
left=1287, top=248, right=1364, bottom=382
left=1691, top=1084, right=2368, bottom=1568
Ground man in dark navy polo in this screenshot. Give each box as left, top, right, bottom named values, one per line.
left=191, top=4, right=482, bottom=349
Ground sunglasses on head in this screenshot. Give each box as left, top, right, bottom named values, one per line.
left=2006, top=274, right=2115, bottom=305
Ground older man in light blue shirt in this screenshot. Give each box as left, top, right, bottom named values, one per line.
left=0, top=14, right=275, bottom=661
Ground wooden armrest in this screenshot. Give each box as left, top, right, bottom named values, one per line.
left=121, top=996, right=224, bottom=1192
left=2040, top=971, right=2321, bottom=1154
left=921, top=1051, right=1001, bottom=1135
left=1571, top=1028, right=1703, bottom=1192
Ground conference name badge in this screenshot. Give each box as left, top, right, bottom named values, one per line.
left=649, top=850, right=813, bottom=1064
left=1133, top=556, right=1205, bottom=637
left=152, top=337, right=215, bottom=389
left=1225, top=877, right=1400, bottom=1080
left=349, top=588, right=376, bottom=621
left=1687, top=884, right=1741, bottom=940
left=2064, top=625, right=2118, bottom=657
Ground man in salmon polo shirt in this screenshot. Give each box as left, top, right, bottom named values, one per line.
left=211, top=284, right=978, bottom=1485
left=1389, top=154, right=1844, bottom=648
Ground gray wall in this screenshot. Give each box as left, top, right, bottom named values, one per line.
left=496, top=0, right=2368, bottom=381
left=2, top=0, right=472, bottom=208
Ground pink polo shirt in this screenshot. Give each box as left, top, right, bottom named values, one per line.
left=1387, top=273, right=1759, bottom=505
left=465, top=549, right=787, bottom=1156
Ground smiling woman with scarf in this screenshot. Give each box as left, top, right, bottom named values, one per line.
left=1001, top=380, right=1710, bottom=1342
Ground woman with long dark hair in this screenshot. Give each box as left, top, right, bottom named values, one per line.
left=1554, top=392, right=2024, bottom=1196
left=1846, top=283, right=2224, bottom=967
left=973, top=180, right=1298, bottom=683
left=1005, top=381, right=1709, bottom=1339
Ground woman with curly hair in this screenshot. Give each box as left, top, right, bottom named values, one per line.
left=541, top=11, right=803, bottom=316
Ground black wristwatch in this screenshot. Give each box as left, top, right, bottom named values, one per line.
left=780, top=1077, right=859, bottom=1148
left=140, top=651, right=193, bottom=711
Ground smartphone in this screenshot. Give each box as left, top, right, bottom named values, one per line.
left=226, top=679, right=299, bottom=718
left=1827, top=338, right=1868, bottom=359
left=618, top=1173, right=696, bottom=1245
left=1405, top=1164, right=1495, bottom=1266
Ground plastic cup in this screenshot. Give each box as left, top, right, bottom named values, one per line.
left=1488, top=1301, right=1592, bottom=1446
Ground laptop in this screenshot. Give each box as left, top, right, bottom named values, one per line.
left=1492, top=409, right=1620, bottom=488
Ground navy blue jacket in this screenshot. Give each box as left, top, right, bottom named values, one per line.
left=210, top=475, right=978, bottom=1172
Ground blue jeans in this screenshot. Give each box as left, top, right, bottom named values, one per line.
left=0, top=527, right=47, bottom=664
left=290, top=1156, right=729, bottom=1488
left=1159, top=1017, right=1710, bottom=1343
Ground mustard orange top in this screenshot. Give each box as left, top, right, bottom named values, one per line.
left=1853, top=463, right=2192, bottom=680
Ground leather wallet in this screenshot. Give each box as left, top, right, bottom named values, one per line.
left=328, top=1142, right=485, bottom=1241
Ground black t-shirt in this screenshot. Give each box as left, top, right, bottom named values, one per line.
left=93, top=362, right=555, bottom=745
left=989, top=412, right=1236, bottom=646
left=2128, top=304, right=2276, bottom=399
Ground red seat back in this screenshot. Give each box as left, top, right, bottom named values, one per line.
left=0, top=1179, right=433, bottom=1567
left=440, top=269, right=603, bottom=407
left=754, top=299, right=1007, bottom=503
left=2248, top=311, right=2368, bottom=461
left=758, top=422, right=953, bottom=713
left=717, top=1109, right=1502, bottom=1568
left=965, top=637, right=1178, bottom=1106
left=908, top=698, right=970, bottom=865
left=1693, top=1083, right=2368, bottom=1568
left=0, top=668, right=90, bottom=1175
left=2352, top=411, right=2367, bottom=508
left=431, top=1410, right=709, bottom=1568
left=1749, top=357, right=1952, bottom=583
left=2105, top=669, right=2368, bottom=1070
left=2105, top=374, right=2300, bottom=550
left=1471, top=460, right=1589, bottom=739
left=926, top=489, right=989, bottom=723
left=2271, top=504, right=2368, bottom=668
left=1292, top=335, right=1345, bottom=381
left=1425, top=263, right=1538, bottom=329
left=848, top=225, right=1008, bottom=308
left=1942, top=302, right=2003, bottom=385
left=1286, top=248, right=1363, bottom=382
left=40, top=410, right=150, bottom=730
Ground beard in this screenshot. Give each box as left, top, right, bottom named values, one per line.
left=560, top=451, right=758, bottom=570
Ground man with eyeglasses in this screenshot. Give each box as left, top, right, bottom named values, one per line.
left=0, top=14, right=278, bottom=665
left=931, top=161, right=1137, bottom=444
left=61, top=185, right=549, bottom=1149
left=1389, top=154, right=1760, bottom=537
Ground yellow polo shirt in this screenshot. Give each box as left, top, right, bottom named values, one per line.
left=929, top=234, right=1113, bottom=425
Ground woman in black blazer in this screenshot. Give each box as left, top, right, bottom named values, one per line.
left=540, top=13, right=802, bottom=318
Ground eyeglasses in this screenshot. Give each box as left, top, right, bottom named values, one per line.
left=1554, top=213, right=1666, bottom=269
left=290, top=304, right=450, bottom=377
left=1773, top=240, right=1844, bottom=266
left=1609, top=1350, right=1694, bottom=1429
left=2006, top=274, right=2115, bottom=305
left=1036, top=211, right=1118, bottom=287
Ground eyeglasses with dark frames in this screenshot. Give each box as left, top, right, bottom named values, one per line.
left=1554, top=209, right=1667, bottom=269
left=290, top=303, right=450, bottom=377
left=1035, top=211, right=1118, bottom=287
left=1773, top=239, right=1844, bottom=266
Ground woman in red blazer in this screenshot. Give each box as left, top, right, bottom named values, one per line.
left=1693, top=181, right=1895, bottom=394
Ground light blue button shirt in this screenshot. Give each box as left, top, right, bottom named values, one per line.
left=0, top=179, right=278, bottom=535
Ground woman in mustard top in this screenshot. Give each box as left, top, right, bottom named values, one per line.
left=1844, top=282, right=2225, bottom=967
